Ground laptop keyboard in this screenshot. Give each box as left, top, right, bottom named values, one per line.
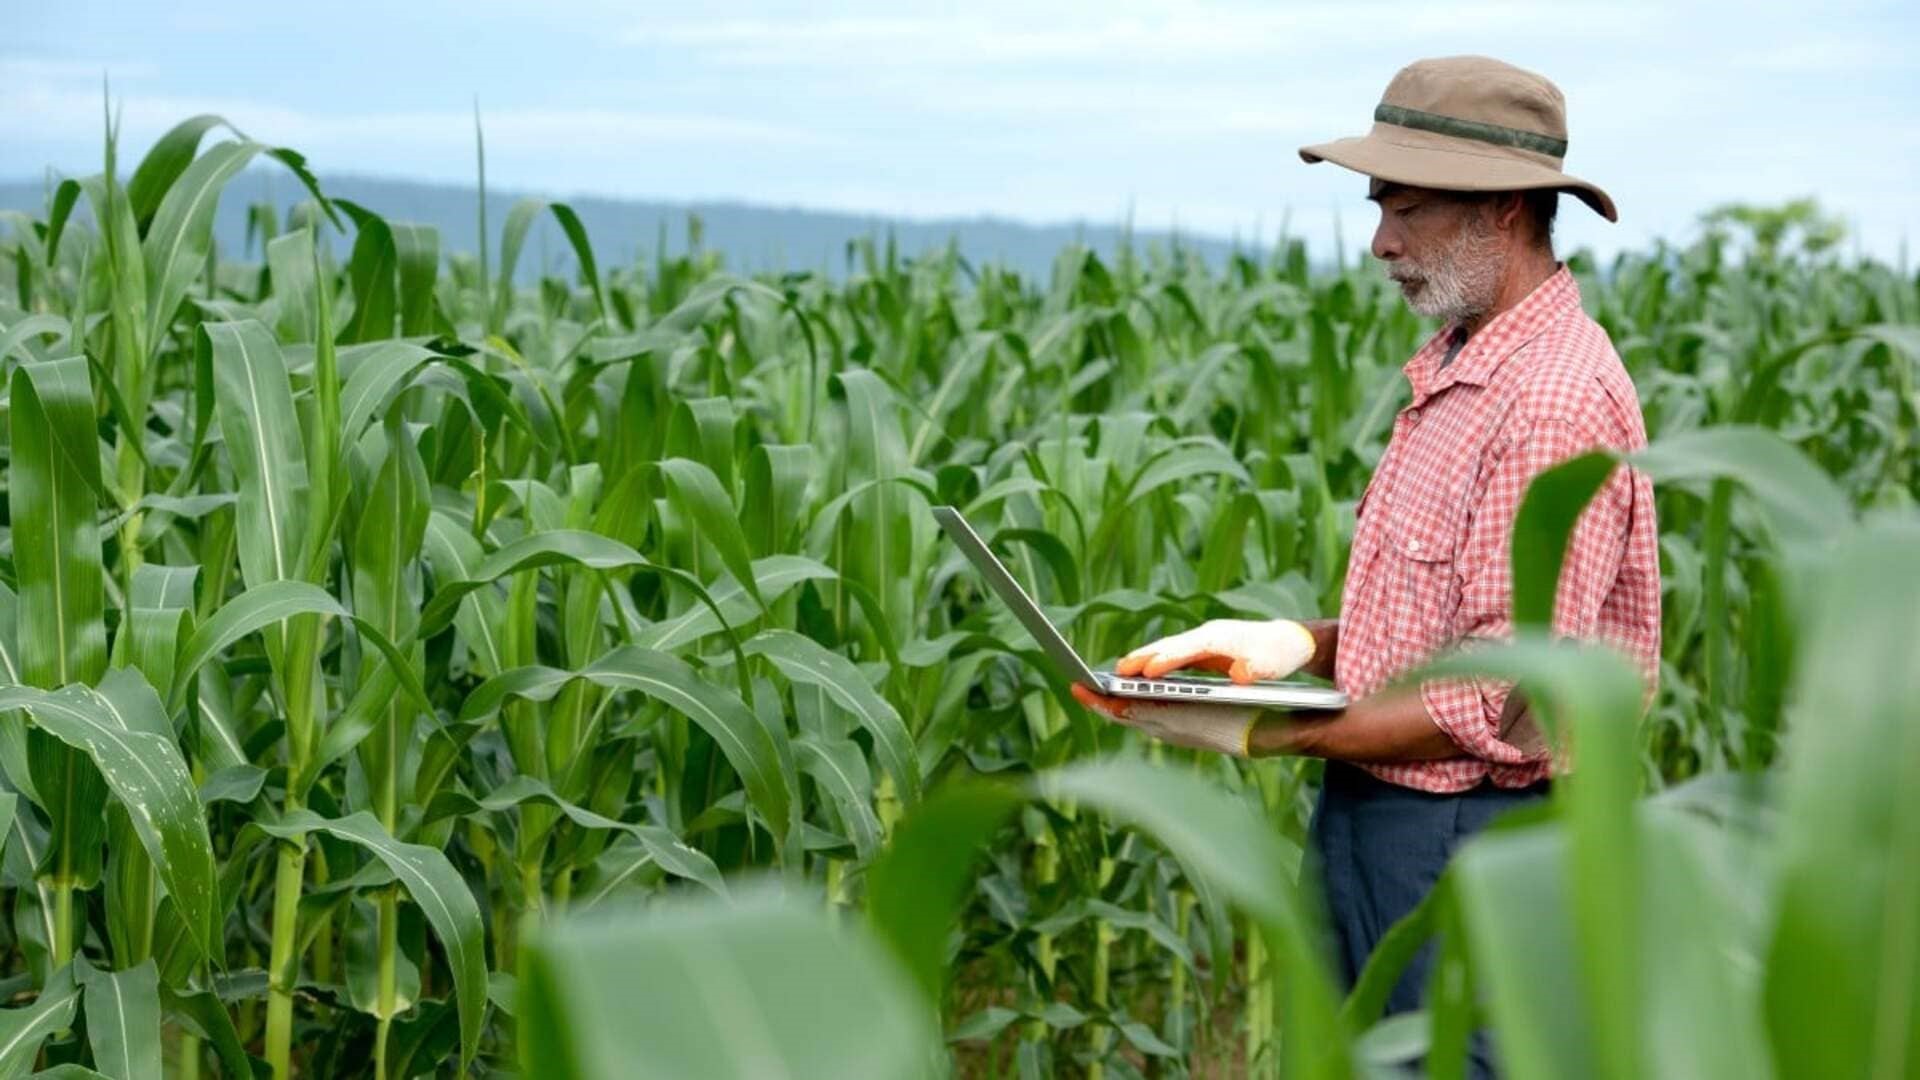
left=1114, top=680, right=1214, bottom=695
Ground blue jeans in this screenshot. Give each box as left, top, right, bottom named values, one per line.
left=1307, top=760, right=1550, bottom=1079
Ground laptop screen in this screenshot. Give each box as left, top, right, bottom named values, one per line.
left=931, top=506, right=1104, bottom=687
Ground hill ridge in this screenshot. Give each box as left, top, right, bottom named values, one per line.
left=0, top=171, right=1251, bottom=281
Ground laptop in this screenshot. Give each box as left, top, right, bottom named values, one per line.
left=932, top=506, right=1349, bottom=710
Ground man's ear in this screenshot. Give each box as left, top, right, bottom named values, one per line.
left=1492, top=191, right=1528, bottom=235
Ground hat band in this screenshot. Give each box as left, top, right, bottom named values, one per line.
left=1373, top=103, right=1568, bottom=159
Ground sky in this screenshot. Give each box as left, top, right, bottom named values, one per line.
left=7, top=0, right=1918, bottom=262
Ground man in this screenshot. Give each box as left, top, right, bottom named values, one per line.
left=1070, top=55, right=1661, bottom=1075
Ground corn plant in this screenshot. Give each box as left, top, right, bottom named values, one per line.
left=0, top=108, right=1911, bottom=1078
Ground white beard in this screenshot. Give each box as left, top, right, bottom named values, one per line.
left=1389, top=214, right=1506, bottom=324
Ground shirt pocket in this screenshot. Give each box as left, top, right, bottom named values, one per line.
left=1381, top=495, right=1464, bottom=671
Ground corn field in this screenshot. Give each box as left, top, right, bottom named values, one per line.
left=0, top=114, right=1914, bottom=1079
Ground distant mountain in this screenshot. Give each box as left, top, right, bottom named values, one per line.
left=0, top=172, right=1251, bottom=282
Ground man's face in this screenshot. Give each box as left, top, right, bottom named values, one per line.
left=1368, top=183, right=1507, bottom=324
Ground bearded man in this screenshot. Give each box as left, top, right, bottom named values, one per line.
left=1070, top=56, right=1661, bottom=1076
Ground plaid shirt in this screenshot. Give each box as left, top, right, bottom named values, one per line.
left=1335, top=266, right=1661, bottom=792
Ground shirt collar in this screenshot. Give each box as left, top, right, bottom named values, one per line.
left=1403, top=265, right=1583, bottom=406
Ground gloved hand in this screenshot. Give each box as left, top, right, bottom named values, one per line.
left=1115, top=618, right=1317, bottom=684
left=1070, top=683, right=1262, bottom=758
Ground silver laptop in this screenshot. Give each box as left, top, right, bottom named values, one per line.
left=932, top=506, right=1348, bottom=710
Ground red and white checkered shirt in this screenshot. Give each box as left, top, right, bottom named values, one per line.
left=1334, top=266, right=1661, bottom=792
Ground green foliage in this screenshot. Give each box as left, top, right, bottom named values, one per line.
left=1700, top=197, right=1848, bottom=263
left=0, top=111, right=1913, bottom=1079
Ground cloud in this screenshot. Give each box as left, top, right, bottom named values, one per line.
left=620, top=1, right=1677, bottom=68
left=0, top=60, right=835, bottom=179
left=1739, top=35, right=1907, bottom=73
left=0, top=57, right=159, bottom=82
left=4, top=0, right=1914, bottom=263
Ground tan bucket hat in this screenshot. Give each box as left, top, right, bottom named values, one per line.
left=1300, top=55, right=1617, bottom=222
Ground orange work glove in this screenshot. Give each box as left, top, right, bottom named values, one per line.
left=1116, top=619, right=1316, bottom=684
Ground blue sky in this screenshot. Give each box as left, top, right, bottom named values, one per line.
left=8, top=1, right=1917, bottom=261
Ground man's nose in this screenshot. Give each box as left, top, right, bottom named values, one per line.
left=1371, top=219, right=1401, bottom=262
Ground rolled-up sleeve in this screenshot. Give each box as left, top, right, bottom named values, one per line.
left=1421, top=417, right=1635, bottom=762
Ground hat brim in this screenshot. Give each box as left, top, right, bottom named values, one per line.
left=1300, top=132, right=1617, bottom=223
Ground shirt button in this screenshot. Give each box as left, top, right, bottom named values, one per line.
left=1408, top=539, right=1422, bottom=552
left=1406, top=409, right=1421, bottom=424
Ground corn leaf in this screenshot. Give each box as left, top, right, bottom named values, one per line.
left=1414, top=638, right=1647, bottom=1080
left=0, top=965, right=78, bottom=1078
left=793, top=735, right=882, bottom=862
left=459, top=647, right=790, bottom=841
left=518, top=889, right=934, bottom=1080
left=636, top=555, right=835, bottom=653
left=1763, top=520, right=1920, bottom=1078
left=169, top=579, right=431, bottom=719
left=1042, top=757, right=1350, bottom=1077
left=140, top=137, right=334, bottom=349
left=254, top=810, right=487, bottom=1070
left=202, top=320, right=309, bottom=590
left=866, top=781, right=1023, bottom=1001
left=0, top=676, right=221, bottom=961
left=422, top=775, right=722, bottom=895
left=80, top=960, right=161, bottom=1080
left=12, top=357, right=110, bottom=892
left=657, top=458, right=765, bottom=613
left=742, top=630, right=918, bottom=803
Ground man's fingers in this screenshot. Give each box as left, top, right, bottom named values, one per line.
left=1071, top=682, right=1131, bottom=719
left=1116, top=649, right=1190, bottom=676
left=1139, top=652, right=1193, bottom=678
left=1229, top=658, right=1255, bottom=684
left=1117, top=628, right=1206, bottom=676
left=1142, top=650, right=1228, bottom=679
